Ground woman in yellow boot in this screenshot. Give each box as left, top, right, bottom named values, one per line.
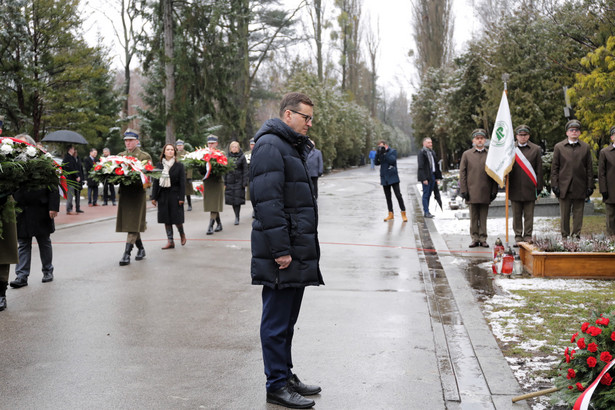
left=375, top=140, right=408, bottom=222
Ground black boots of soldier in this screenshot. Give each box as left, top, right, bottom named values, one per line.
left=119, top=239, right=145, bottom=266
left=207, top=217, right=223, bottom=235
left=119, top=243, right=133, bottom=266
left=135, top=239, right=146, bottom=260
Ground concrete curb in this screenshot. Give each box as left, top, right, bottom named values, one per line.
left=413, top=184, right=530, bottom=409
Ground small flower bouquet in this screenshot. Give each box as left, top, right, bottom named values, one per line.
left=194, top=182, right=204, bottom=197
left=533, top=235, right=615, bottom=253
left=179, top=147, right=234, bottom=179
left=553, top=311, right=615, bottom=409
left=89, top=155, right=160, bottom=187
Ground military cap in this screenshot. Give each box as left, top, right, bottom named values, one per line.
left=123, top=128, right=139, bottom=140
left=249, top=138, right=255, bottom=145
left=565, top=120, right=582, bottom=131
left=471, top=129, right=487, bottom=138
left=515, top=125, right=531, bottom=135
left=176, top=139, right=184, bottom=146
left=207, top=135, right=218, bottom=143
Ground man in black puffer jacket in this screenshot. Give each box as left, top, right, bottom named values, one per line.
left=250, top=92, right=324, bottom=409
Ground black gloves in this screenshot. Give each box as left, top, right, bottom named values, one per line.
left=553, top=187, right=560, bottom=198
left=602, top=192, right=609, bottom=201
left=490, top=192, right=497, bottom=202
left=459, top=192, right=468, bottom=201
left=586, top=188, right=594, bottom=198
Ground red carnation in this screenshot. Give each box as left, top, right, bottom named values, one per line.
left=144, top=164, right=154, bottom=171
left=576, top=382, right=585, bottom=392
left=588, top=343, right=598, bottom=353
left=601, top=373, right=613, bottom=386
left=588, top=326, right=603, bottom=337
left=587, top=357, right=598, bottom=368
left=203, top=154, right=211, bottom=162
left=571, top=332, right=579, bottom=343
left=600, top=351, right=613, bottom=363
left=568, top=385, right=573, bottom=390
left=577, top=338, right=586, bottom=349
left=94, top=165, right=102, bottom=171
left=581, top=322, right=590, bottom=333
left=612, top=331, right=615, bottom=342
left=597, top=317, right=610, bottom=326
left=218, top=157, right=228, bottom=165
left=567, top=368, right=576, bottom=379
left=114, top=168, right=124, bottom=175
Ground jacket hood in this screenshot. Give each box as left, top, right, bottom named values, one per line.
left=254, top=118, right=312, bottom=153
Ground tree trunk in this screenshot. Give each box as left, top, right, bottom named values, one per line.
left=163, top=0, right=175, bottom=144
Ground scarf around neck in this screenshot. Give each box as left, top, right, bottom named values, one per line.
left=160, top=157, right=175, bottom=188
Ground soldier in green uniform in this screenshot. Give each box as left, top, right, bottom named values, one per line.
left=0, top=195, right=18, bottom=311
left=116, top=129, right=153, bottom=266
left=176, top=140, right=194, bottom=211
left=204, top=135, right=224, bottom=235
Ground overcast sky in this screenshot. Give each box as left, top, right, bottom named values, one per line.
left=81, top=0, right=479, bottom=96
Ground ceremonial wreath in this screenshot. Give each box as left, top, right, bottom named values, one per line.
left=553, top=311, right=615, bottom=409
left=0, top=137, right=65, bottom=237
left=179, top=147, right=234, bottom=179
left=88, top=155, right=160, bottom=187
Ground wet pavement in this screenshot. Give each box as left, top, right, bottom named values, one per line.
left=0, top=157, right=529, bottom=409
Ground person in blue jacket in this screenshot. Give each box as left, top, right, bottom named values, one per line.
left=375, top=140, right=407, bottom=222
left=250, top=92, right=324, bottom=409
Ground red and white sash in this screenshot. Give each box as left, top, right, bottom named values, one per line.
left=573, top=358, right=615, bottom=410
left=514, top=147, right=537, bottom=186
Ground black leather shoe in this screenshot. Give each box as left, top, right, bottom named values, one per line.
left=0, top=296, right=6, bottom=311
left=266, top=386, right=314, bottom=409
left=288, top=374, right=321, bottom=396
left=207, top=219, right=215, bottom=235
left=468, top=241, right=479, bottom=248
left=480, top=242, right=490, bottom=248
left=42, top=273, right=54, bottom=283
left=10, top=277, right=28, bottom=288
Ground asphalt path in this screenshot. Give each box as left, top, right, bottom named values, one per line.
left=0, top=157, right=527, bottom=409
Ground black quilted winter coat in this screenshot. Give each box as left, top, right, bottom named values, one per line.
left=249, top=118, right=324, bottom=289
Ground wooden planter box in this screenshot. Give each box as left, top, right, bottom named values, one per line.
left=518, top=243, right=615, bottom=279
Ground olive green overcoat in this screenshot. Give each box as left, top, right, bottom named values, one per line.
left=202, top=175, right=224, bottom=212
left=115, top=148, right=153, bottom=233
left=0, top=199, right=18, bottom=265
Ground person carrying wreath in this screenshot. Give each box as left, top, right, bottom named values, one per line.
left=203, top=135, right=224, bottom=235
left=116, top=129, right=153, bottom=266
left=151, top=144, right=186, bottom=249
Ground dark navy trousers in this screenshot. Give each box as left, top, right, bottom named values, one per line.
left=260, top=285, right=305, bottom=392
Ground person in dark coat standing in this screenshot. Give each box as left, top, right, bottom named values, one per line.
left=509, top=125, right=543, bottom=245
left=83, top=148, right=99, bottom=207
left=10, top=186, right=60, bottom=288
left=224, top=141, right=248, bottom=225
left=417, top=137, right=442, bottom=218
left=151, top=144, right=186, bottom=249
left=63, top=145, right=83, bottom=215
left=306, top=139, right=324, bottom=199
left=375, top=139, right=407, bottom=222
left=599, top=125, right=615, bottom=235
left=551, top=119, right=594, bottom=238
left=116, top=129, right=152, bottom=266
left=101, top=148, right=116, bottom=205
left=203, top=135, right=225, bottom=235
left=459, top=129, right=499, bottom=248
left=250, top=92, right=323, bottom=409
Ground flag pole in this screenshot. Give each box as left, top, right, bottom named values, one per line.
left=503, top=74, right=510, bottom=245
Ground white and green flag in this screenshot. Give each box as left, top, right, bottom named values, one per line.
left=485, top=91, right=515, bottom=187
